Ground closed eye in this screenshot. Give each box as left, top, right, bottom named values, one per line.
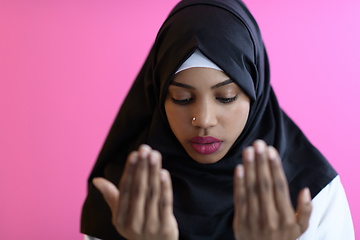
left=216, top=95, right=238, bottom=104
left=171, top=97, right=193, bottom=105
left=172, top=95, right=238, bottom=105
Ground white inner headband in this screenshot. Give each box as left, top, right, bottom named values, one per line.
left=175, top=49, right=223, bottom=74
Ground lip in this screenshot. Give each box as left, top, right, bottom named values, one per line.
left=189, top=136, right=222, bottom=155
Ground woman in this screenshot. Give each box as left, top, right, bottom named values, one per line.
left=81, top=0, right=354, bottom=239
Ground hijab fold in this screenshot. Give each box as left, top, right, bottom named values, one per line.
left=81, top=1, right=336, bottom=239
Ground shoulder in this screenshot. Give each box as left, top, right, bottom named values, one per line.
left=84, top=235, right=102, bottom=240
left=299, top=175, right=355, bottom=240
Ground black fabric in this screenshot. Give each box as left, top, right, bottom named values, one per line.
left=81, top=0, right=337, bottom=239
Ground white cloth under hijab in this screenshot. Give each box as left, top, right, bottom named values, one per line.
left=175, top=49, right=223, bottom=74
left=84, top=175, right=354, bottom=240
left=298, top=176, right=354, bottom=240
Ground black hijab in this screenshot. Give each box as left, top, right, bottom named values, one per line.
left=81, top=0, right=337, bottom=239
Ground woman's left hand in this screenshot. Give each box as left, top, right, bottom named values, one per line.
left=233, top=140, right=312, bottom=240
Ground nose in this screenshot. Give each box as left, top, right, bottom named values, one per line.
left=191, top=99, right=218, bottom=129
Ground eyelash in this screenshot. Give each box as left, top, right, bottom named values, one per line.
left=171, top=95, right=238, bottom=105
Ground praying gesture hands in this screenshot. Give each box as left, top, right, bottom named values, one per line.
left=93, top=141, right=312, bottom=240
left=233, top=140, right=312, bottom=240
left=93, top=145, right=179, bottom=240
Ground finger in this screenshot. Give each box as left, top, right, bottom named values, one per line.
left=243, top=146, right=259, bottom=229
left=296, top=188, right=312, bottom=233
left=268, top=146, right=295, bottom=223
left=93, top=177, right=119, bottom=213
left=128, top=144, right=151, bottom=233
left=159, top=169, right=174, bottom=225
left=233, top=164, right=247, bottom=225
left=116, top=151, right=138, bottom=230
left=144, top=150, right=162, bottom=234
left=253, top=140, right=277, bottom=228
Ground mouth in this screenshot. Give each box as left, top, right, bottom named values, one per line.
left=189, top=136, right=222, bottom=155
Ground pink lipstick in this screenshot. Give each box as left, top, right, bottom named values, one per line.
left=189, top=136, right=222, bottom=155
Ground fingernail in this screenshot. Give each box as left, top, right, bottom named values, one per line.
left=237, top=165, right=244, bottom=178
left=129, top=153, right=138, bottom=164
left=92, top=178, right=100, bottom=188
left=303, top=188, right=311, bottom=203
left=255, top=140, right=264, bottom=154
left=160, top=169, right=167, bottom=182
left=149, top=153, right=157, bottom=165
left=245, top=147, right=254, bottom=162
left=140, top=145, right=149, bottom=159
left=268, top=148, right=276, bottom=161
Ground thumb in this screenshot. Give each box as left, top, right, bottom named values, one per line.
left=295, top=188, right=312, bottom=234
left=93, top=177, right=119, bottom=213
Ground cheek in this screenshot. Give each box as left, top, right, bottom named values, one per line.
left=164, top=101, right=189, bottom=140
left=221, top=101, right=250, bottom=135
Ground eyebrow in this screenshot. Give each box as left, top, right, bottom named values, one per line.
left=169, top=79, right=233, bottom=90
left=211, top=79, right=233, bottom=89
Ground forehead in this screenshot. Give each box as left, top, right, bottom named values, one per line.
left=168, top=67, right=240, bottom=92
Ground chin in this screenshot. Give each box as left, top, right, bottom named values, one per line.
left=189, top=151, right=225, bottom=164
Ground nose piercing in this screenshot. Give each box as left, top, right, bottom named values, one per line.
left=192, top=117, right=196, bottom=121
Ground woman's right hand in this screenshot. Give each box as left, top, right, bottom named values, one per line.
left=93, top=144, right=179, bottom=240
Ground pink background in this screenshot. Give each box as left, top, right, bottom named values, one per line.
left=0, top=0, right=359, bottom=239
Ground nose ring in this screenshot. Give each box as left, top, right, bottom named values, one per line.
left=192, top=117, right=196, bottom=121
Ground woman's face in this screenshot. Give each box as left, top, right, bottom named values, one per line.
left=164, top=67, right=250, bottom=164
